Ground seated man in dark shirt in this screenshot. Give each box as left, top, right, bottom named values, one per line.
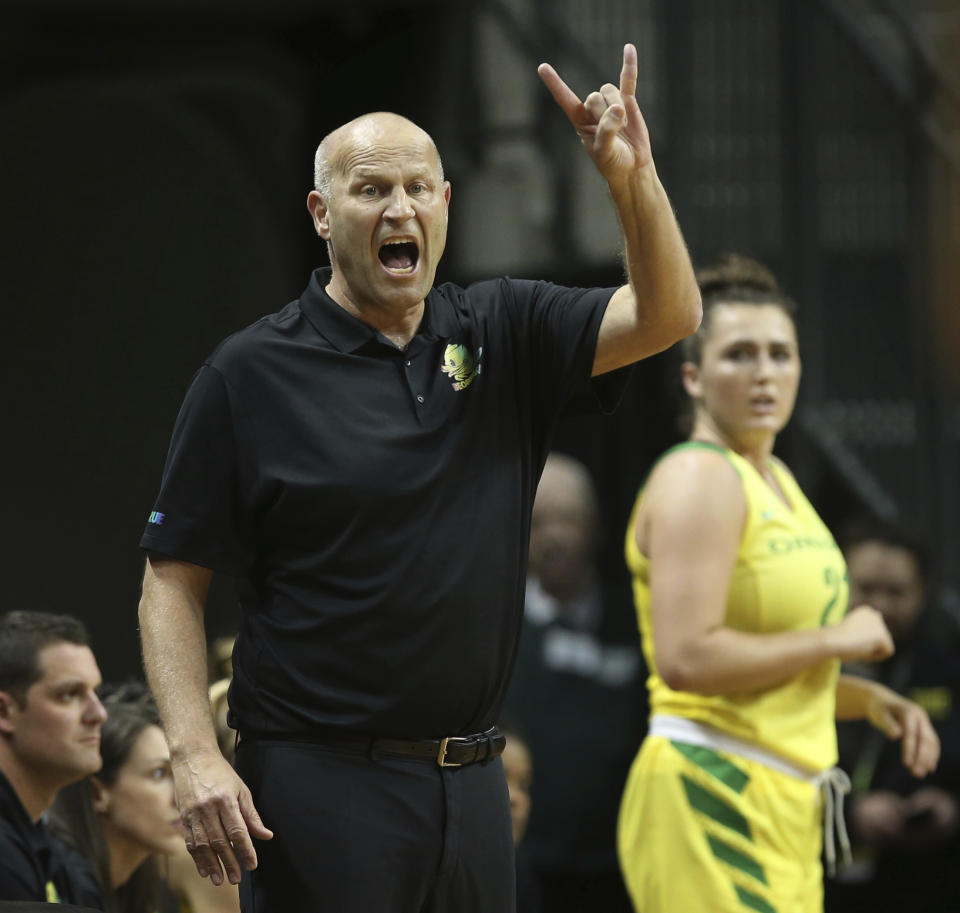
left=0, top=611, right=107, bottom=908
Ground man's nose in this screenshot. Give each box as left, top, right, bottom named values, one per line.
left=86, top=692, right=108, bottom=724
left=384, top=188, right=415, bottom=220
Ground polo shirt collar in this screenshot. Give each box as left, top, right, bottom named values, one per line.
left=298, top=267, right=460, bottom=353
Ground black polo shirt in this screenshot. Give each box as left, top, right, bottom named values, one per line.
left=141, top=268, right=625, bottom=738
left=0, top=770, right=103, bottom=906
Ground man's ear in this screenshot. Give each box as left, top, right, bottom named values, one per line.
left=681, top=361, right=702, bottom=400
left=90, top=776, right=111, bottom=814
left=306, top=190, right=330, bottom=240
left=0, top=690, right=21, bottom=736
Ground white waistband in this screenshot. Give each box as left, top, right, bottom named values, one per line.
left=649, top=714, right=852, bottom=875
left=649, top=715, right=819, bottom=780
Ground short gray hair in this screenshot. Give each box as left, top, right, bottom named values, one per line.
left=313, top=143, right=334, bottom=202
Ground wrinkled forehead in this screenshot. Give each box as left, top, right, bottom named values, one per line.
left=330, top=119, right=442, bottom=182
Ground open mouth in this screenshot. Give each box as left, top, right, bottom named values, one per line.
left=378, top=240, right=419, bottom=274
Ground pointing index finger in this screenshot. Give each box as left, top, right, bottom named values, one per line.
left=619, top=42, right=638, bottom=99
left=538, top=62, right=586, bottom=123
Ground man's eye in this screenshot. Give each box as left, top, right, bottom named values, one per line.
left=410, top=183, right=425, bottom=194
left=361, top=186, right=378, bottom=197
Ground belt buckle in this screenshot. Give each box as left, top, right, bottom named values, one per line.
left=437, top=735, right=469, bottom=767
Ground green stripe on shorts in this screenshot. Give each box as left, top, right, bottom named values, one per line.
left=706, top=833, right=767, bottom=885
left=671, top=741, right=750, bottom=793
left=735, top=884, right=778, bottom=913
left=680, top=775, right=752, bottom=841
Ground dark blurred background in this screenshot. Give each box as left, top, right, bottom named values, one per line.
left=2, top=0, right=958, bottom=679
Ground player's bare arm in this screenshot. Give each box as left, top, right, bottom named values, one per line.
left=644, top=450, right=894, bottom=695
left=836, top=673, right=940, bottom=778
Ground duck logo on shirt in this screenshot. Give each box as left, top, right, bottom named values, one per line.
left=441, top=344, right=482, bottom=391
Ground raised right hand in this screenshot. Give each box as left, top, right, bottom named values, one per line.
left=827, top=605, right=895, bottom=662
left=173, top=748, right=273, bottom=886
left=538, top=43, right=653, bottom=185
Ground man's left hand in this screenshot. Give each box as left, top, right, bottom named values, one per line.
left=538, top=43, right=652, bottom=184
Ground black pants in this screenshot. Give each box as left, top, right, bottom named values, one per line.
left=235, top=738, right=515, bottom=913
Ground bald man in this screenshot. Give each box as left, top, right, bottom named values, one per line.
left=138, top=45, right=700, bottom=913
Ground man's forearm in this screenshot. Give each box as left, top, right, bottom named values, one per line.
left=612, top=167, right=701, bottom=346
left=139, top=557, right=219, bottom=758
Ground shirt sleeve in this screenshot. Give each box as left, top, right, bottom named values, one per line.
left=503, top=279, right=631, bottom=416
left=139, top=364, right=255, bottom=576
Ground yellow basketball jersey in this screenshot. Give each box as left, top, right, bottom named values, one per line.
left=626, top=442, right=848, bottom=771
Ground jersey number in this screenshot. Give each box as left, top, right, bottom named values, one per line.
left=818, top=566, right=847, bottom=627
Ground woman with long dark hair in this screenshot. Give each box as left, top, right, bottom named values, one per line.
left=49, top=683, right=182, bottom=913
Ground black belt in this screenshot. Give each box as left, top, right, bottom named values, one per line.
left=243, top=726, right=506, bottom=768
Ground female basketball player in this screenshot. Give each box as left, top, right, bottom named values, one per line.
left=617, top=255, right=940, bottom=913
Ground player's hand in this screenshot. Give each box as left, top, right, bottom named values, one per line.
left=865, top=689, right=940, bottom=778
left=173, top=748, right=273, bottom=886
left=827, top=605, right=894, bottom=662
left=538, top=43, right=653, bottom=184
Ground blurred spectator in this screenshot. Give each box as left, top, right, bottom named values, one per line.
left=208, top=678, right=234, bottom=765
left=208, top=635, right=235, bottom=685
left=207, top=634, right=237, bottom=765
left=504, top=453, right=643, bottom=913
left=499, top=721, right=539, bottom=913
left=0, top=610, right=106, bottom=906
left=828, top=520, right=960, bottom=913
left=49, top=683, right=182, bottom=913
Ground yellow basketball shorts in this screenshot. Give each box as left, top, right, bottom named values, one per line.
left=617, top=735, right=823, bottom=913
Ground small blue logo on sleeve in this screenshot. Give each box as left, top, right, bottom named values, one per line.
left=148, top=511, right=166, bottom=526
